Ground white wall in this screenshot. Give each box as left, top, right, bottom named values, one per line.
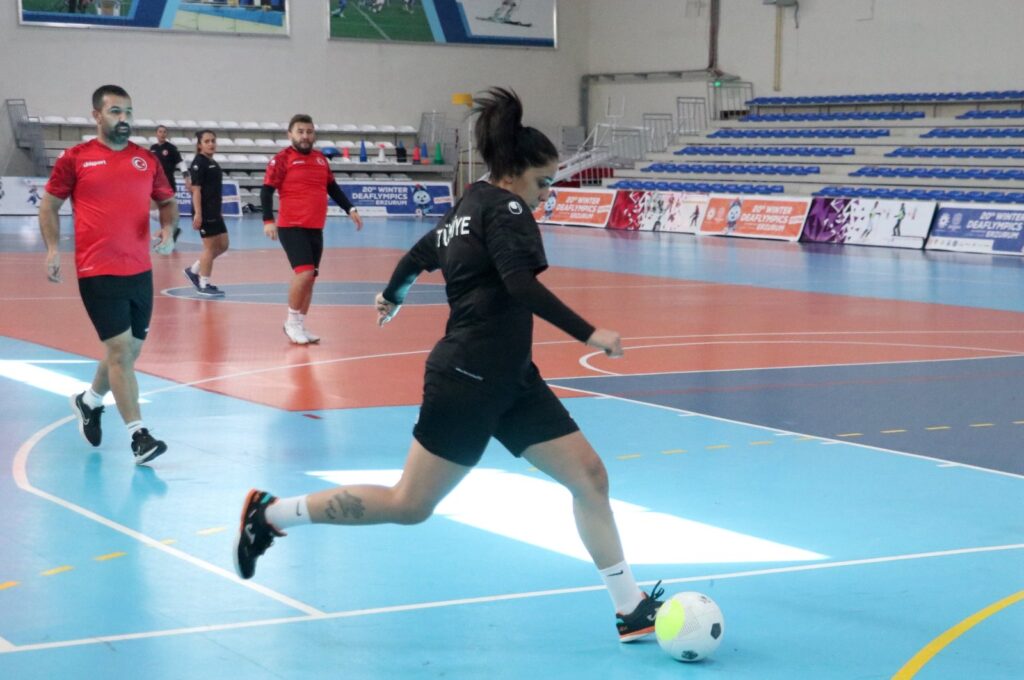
left=0, top=0, right=590, bottom=174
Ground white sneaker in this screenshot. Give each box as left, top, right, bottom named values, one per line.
left=283, top=322, right=309, bottom=345
left=301, top=323, right=320, bottom=344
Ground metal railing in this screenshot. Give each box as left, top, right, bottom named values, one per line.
left=642, top=113, right=675, bottom=153
left=708, top=81, right=753, bottom=120
left=5, top=99, right=48, bottom=175
left=676, top=97, right=709, bottom=134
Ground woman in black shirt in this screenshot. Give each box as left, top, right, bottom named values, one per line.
left=234, top=88, right=663, bottom=642
left=184, top=130, right=229, bottom=297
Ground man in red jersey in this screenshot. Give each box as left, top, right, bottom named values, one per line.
left=261, top=114, right=363, bottom=345
left=39, top=84, right=178, bottom=465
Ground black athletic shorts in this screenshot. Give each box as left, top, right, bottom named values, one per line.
left=77, top=270, right=154, bottom=342
left=277, top=226, right=324, bottom=276
left=199, top=217, right=228, bottom=238
left=413, top=364, right=580, bottom=467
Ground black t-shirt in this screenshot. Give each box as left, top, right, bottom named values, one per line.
left=189, top=154, right=223, bottom=220
left=407, top=181, right=548, bottom=386
left=149, top=141, right=182, bottom=185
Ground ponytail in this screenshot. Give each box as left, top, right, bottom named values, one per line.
left=473, top=87, right=557, bottom=181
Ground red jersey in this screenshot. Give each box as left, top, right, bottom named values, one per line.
left=263, top=146, right=334, bottom=229
left=45, top=140, right=175, bottom=278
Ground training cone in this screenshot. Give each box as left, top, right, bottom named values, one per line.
left=359, top=140, right=368, bottom=163
left=434, top=142, right=444, bottom=164
left=412, top=144, right=421, bottom=164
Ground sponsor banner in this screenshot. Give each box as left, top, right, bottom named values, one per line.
left=608, top=191, right=708, bottom=233
left=19, top=0, right=288, bottom=35
left=925, top=203, right=1024, bottom=256
left=326, top=181, right=453, bottom=217
left=533, top=188, right=616, bottom=228
left=330, top=0, right=556, bottom=48
left=801, top=197, right=935, bottom=249
left=175, top=180, right=242, bottom=217
left=700, top=195, right=810, bottom=241
left=0, top=177, right=71, bottom=215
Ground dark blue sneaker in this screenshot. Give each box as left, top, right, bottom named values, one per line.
left=70, top=391, right=103, bottom=446
left=196, top=283, right=225, bottom=298
left=183, top=267, right=201, bottom=291
left=234, top=489, right=285, bottom=579
left=617, top=580, right=665, bottom=642
left=131, top=428, right=167, bottom=465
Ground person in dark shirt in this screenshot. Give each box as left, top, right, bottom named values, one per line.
left=233, top=88, right=664, bottom=643
left=183, top=130, right=229, bottom=297
left=150, top=124, right=184, bottom=243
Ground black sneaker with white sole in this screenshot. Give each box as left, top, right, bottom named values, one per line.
left=131, top=428, right=167, bottom=465
left=183, top=267, right=201, bottom=290
left=71, top=391, right=104, bottom=446
left=616, top=580, right=665, bottom=642
left=197, top=284, right=225, bottom=298
left=234, top=489, right=285, bottom=579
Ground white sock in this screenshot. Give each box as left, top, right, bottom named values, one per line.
left=287, top=308, right=302, bottom=325
left=126, top=420, right=145, bottom=435
left=190, top=261, right=200, bottom=274
left=200, top=275, right=210, bottom=288
left=265, top=495, right=313, bottom=530
left=83, top=388, right=104, bottom=408
left=599, top=560, right=644, bottom=614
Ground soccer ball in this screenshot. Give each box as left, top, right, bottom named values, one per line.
left=654, top=592, right=724, bottom=662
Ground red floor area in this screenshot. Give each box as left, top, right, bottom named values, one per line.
left=6, top=248, right=1024, bottom=411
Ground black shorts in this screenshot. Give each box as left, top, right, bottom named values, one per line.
left=412, top=364, right=580, bottom=467
left=277, top=226, right=324, bottom=276
left=77, top=271, right=154, bottom=342
left=199, top=217, right=228, bottom=238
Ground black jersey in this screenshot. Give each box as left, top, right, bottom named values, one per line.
left=189, top=154, right=223, bottom=220
left=407, top=181, right=548, bottom=385
left=149, top=141, right=182, bottom=185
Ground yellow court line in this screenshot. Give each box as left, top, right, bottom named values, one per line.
left=660, top=449, right=686, bottom=454
left=969, top=423, right=994, bottom=428
left=892, top=589, right=1024, bottom=679
left=159, top=538, right=177, bottom=545
left=41, top=566, right=73, bottom=577
left=749, top=440, right=773, bottom=446
left=925, top=426, right=951, bottom=431
left=0, top=581, right=18, bottom=591
left=705, top=444, right=730, bottom=450
left=1013, top=420, right=1024, bottom=425
left=836, top=433, right=862, bottom=438
left=196, top=527, right=227, bottom=536
left=881, top=429, right=907, bottom=434
left=94, top=552, right=126, bottom=562
left=616, top=454, right=642, bottom=460
left=794, top=436, right=816, bottom=441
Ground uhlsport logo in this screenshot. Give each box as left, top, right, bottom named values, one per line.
left=132, top=157, right=149, bottom=172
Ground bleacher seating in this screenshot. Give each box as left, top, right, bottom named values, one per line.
left=709, top=129, right=890, bottom=139
left=748, top=90, right=1024, bottom=107
left=742, top=112, right=924, bottom=123
left=608, top=180, right=785, bottom=195
left=922, top=128, right=1024, bottom=139
left=958, top=109, right=1024, bottom=120
left=675, top=146, right=856, bottom=157
left=886, top=146, right=1024, bottom=159
left=642, top=162, right=820, bottom=176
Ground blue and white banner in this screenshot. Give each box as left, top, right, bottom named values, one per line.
left=328, top=181, right=454, bottom=217
left=0, top=177, right=71, bottom=216
left=175, top=180, right=242, bottom=217
left=925, top=203, right=1024, bottom=256
left=19, top=0, right=288, bottom=35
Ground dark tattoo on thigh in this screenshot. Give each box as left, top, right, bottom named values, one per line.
left=324, top=490, right=365, bottom=520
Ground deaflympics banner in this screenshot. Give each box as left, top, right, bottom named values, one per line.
left=801, top=197, right=935, bottom=249
left=533, top=188, right=616, bottom=228
left=925, top=203, right=1024, bottom=256
left=175, top=180, right=242, bottom=217
left=608, top=191, right=709, bottom=233
left=700, top=195, right=810, bottom=241
left=0, top=177, right=71, bottom=216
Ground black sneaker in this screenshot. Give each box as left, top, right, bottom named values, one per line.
left=234, top=489, right=285, bottom=579
left=183, top=267, right=201, bottom=291
left=196, top=283, right=225, bottom=298
left=616, top=580, right=665, bottom=642
left=70, top=392, right=104, bottom=446
left=131, top=428, right=167, bottom=465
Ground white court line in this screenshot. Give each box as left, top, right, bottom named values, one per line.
left=0, top=635, right=16, bottom=652
left=2, top=541, right=1021, bottom=655
left=549, top=382, right=1024, bottom=481
left=11, top=417, right=324, bottom=617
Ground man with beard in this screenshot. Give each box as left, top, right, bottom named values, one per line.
left=39, top=84, right=178, bottom=465
left=261, top=114, right=363, bottom=345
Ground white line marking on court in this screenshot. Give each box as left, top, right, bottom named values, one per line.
left=0, top=635, right=16, bottom=652
left=12, top=417, right=324, bottom=617
left=2, top=541, right=1020, bottom=655
left=549, top=382, right=1024, bottom=481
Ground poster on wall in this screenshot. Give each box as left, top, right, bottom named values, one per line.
left=19, top=0, right=289, bottom=36
left=700, top=195, right=810, bottom=241
left=0, top=177, right=71, bottom=216
left=328, top=0, right=556, bottom=47
left=925, top=203, right=1024, bottom=256
left=801, top=197, right=935, bottom=249
left=532, top=188, right=615, bottom=228
left=608, top=191, right=708, bottom=233
left=326, top=181, right=454, bottom=217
